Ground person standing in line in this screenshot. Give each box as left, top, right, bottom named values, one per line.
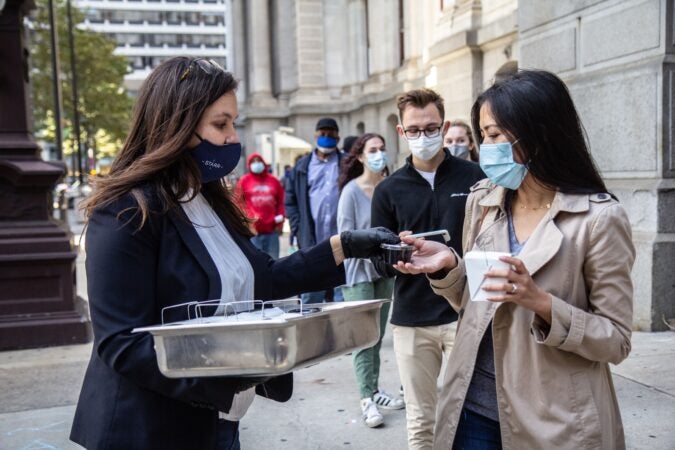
left=235, top=153, right=285, bottom=259
left=443, top=119, right=479, bottom=162
left=371, top=88, right=484, bottom=449
left=286, top=154, right=306, bottom=255
left=337, top=133, right=405, bottom=428
left=395, top=69, right=634, bottom=450
left=280, top=164, right=293, bottom=192
left=285, top=117, right=346, bottom=303
left=342, top=135, right=359, bottom=154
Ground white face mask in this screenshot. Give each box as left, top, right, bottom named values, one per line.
left=250, top=161, right=265, bottom=174
left=408, top=134, right=443, bottom=161
left=317, top=146, right=336, bottom=155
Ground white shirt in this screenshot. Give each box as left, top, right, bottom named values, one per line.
left=179, top=192, right=256, bottom=422
left=415, top=168, right=436, bottom=190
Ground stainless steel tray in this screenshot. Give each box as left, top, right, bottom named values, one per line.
left=134, top=299, right=389, bottom=378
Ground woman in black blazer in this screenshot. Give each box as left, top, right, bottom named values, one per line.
left=70, top=57, right=398, bottom=450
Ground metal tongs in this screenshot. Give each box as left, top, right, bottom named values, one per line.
left=407, top=229, right=451, bottom=243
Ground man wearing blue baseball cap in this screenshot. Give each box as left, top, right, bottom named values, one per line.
left=285, top=117, right=345, bottom=303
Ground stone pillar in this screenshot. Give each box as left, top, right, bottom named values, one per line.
left=324, top=0, right=349, bottom=90
left=245, top=0, right=275, bottom=107
left=294, top=0, right=326, bottom=91
left=348, top=0, right=368, bottom=84
left=0, top=0, right=91, bottom=349
left=366, top=0, right=400, bottom=75
left=272, top=0, right=299, bottom=96
left=519, top=0, right=675, bottom=330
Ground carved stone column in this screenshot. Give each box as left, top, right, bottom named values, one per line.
left=0, top=0, right=91, bottom=349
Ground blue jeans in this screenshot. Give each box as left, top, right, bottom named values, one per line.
left=301, top=286, right=343, bottom=304
left=250, top=233, right=280, bottom=259
left=452, top=408, right=502, bottom=450
left=215, top=419, right=241, bottom=450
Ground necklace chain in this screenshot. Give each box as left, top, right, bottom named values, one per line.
left=518, top=201, right=551, bottom=210
left=514, top=192, right=555, bottom=211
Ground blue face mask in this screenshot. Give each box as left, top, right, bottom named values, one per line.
left=479, top=140, right=528, bottom=190
left=190, top=133, right=242, bottom=183
left=365, top=150, right=387, bottom=173
left=317, top=135, right=338, bottom=153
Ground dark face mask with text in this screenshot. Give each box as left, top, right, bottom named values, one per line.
left=189, top=133, right=242, bottom=183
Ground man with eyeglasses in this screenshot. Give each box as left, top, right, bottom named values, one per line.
left=371, top=88, right=484, bottom=449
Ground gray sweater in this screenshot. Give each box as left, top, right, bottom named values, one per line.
left=337, top=179, right=382, bottom=287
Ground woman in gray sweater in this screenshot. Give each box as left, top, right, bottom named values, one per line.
left=337, top=133, right=404, bottom=428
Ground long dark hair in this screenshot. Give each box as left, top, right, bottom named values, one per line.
left=470, top=69, right=609, bottom=195
left=82, top=57, right=252, bottom=236
left=338, top=133, right=386, bottom=190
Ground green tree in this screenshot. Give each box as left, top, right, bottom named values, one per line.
left=30, top=0, right=132, bottom=165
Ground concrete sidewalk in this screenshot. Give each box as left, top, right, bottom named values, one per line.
left=1, top=331, right=674, bottom=449
left=1, top=218, right=674, bottom=449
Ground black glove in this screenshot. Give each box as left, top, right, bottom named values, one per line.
left=340, top=227, right=400, bottom=259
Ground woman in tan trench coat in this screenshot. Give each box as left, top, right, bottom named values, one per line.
left=395, top=70, right=635, bottom=450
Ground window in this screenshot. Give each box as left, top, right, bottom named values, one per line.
left=143, top=11, right=161, bottom=23
left=202, top=12, right=222, bottom=26
left=142, top=56, right=154, bottom=68
left=165, top=11, right=181, bottom=24
left=185, top=12, right=200, bottom=25
left=129, top=56, right=143, bottom=69
left=117, top=33, right=143, bottom=46
left=203, top=35, right=225, bottom=46
left=126, top=11, right=144, bottom=24
left=108, top=11, right=124, bottom=24
left=154, top=34, right=178, bottom=46
left=86, top=9, right=103, bottom=23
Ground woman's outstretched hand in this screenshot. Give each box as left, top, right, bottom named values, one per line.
left=393, top=233, right=457, bottom=275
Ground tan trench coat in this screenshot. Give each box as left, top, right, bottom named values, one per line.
left=429, top=179, right=635, bottom=450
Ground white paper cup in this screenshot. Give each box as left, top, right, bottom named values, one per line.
left=464, top=251, right=512, bottom=301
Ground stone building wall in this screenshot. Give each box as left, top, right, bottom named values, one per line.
left=232, top=0, right=518, bottom=169
left=232, top=0, right=673, bottom=329
left=519, top=0, right=674, bottom=330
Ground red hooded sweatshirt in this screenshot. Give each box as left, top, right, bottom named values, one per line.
left=235, top=153, right=285, bottom=234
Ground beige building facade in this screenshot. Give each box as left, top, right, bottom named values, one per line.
left=231, top=0, right=675, bottom=331
left=230, top=0, right=517, bottom=170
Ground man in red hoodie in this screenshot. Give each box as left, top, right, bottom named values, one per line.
left=235, top=153, right=285, bottom=258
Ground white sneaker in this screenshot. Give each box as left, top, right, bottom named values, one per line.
left=360, top=398, right=384, bottom=428
left=373, top=389, right=405, bottom=410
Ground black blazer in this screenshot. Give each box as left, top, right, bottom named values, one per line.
left=70, top=190, right=345, bottom=449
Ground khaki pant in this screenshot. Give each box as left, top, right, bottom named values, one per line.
left=392, top=322, right=457, bottom=450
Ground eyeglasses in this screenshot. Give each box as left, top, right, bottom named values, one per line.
left=179, top=58, right=224, bottom=82
left=403, top=126, right=442, bottom=139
